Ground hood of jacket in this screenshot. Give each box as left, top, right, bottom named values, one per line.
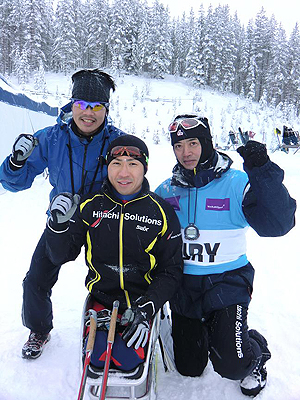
left=171, top=150, right=233, bottom=188
left=57, top=101, right=73, bottom=127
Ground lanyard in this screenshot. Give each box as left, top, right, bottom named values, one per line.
left=67, top=131, right=107, bottom=195
left=184, top=188, right=200, bottom=240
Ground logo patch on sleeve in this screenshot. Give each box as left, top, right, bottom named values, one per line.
left=205, top=198, right=230, bottom=211
left=165, top=196, right=181, bottom=211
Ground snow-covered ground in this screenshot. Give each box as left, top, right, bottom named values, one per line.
left=0, top=73, right=299, bottom=400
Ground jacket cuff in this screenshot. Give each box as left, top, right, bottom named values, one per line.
left=9, top=155, right=25, bottom=171
left=47, top=218, right=70, bottom=233
left=136, top=297, right=156, bottom=318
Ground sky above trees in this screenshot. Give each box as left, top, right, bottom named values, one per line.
left=157, top=0, right=299, bottom=35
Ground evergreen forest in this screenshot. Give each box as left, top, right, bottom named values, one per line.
left=1, top=0, right=300, bottom=113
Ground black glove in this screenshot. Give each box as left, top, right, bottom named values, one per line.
left=121, top=297, right=155, bottom=350
left=10, top=134, right=38, bottom=169
left=237, top=140, right=269, bottom=169
left=48, top=192, right=80, bottom=229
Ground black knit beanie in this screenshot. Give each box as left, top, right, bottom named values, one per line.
left=170, top=116, right=214, bottom=163
left=71, top=69, right=115, bottom=103
left=106, top=135, right=149, bottom=173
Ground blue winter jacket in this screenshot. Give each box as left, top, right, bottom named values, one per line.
left=155, top=152, right=296, bottom=317
left=0, top=102, right=125, bottom=200
left=156, top=152, right=296, bottom=276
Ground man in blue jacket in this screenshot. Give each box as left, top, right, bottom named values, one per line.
left=0, top=69, right=125, bottom=359
left=155, top=114, right=296, bottom=397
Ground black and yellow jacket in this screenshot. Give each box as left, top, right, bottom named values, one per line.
left=46, top=178, right=183, bottom=313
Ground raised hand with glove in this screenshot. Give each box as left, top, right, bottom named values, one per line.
left=237, top=140, right=269, bottom=170
left=47, top=192, right=80, bottom=231
left=121, top=297, right=155, bottom=350
left=9, top=134, right=39, bottom=169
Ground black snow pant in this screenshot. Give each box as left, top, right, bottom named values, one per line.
left=172, top=305, right=270, bottom=380
left=22, top=231, right=61, bottom=334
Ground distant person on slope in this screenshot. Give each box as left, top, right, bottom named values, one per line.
left=0, top=69, right=125, bottom=359
left=155, top=114, right=296, bottom=397
left=282, top=125, right=298, bottom=147
left=44, top=135, right=183, bottom=374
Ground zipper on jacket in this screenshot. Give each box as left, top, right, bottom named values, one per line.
left=103, top=193, right=150, bottom=309
left=119, top=204, right=132, bottom=309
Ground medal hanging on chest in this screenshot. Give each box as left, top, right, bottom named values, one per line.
left=184, top=189, right=200, bottom=240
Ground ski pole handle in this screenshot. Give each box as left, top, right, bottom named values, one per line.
left=86, top=309, right=97, bottom=353
left=107, top=300, right=119, bottom=343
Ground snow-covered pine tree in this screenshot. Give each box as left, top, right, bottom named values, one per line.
left=252, top=8, right=273, bottom=102
left=52, top=0, right=80, bottom=72
left=185, top=7, right=206, bottom=87
left=285, top=24, right=300, bottom=113
left=142, top=0, right=172, bottom=78
left=22, top=0, right=48, bottom=71
left=17, top=48, right=30, bottom=87
left=84, top=0, right=110, bottom=68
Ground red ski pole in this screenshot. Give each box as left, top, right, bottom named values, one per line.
left=77, top=309, right=97, bottom=400
left=98, top=300, right=119, bottom=400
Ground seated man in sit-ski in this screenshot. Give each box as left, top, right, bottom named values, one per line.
left=45, top=134, right=183, bottom=373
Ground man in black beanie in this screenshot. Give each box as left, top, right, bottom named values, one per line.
left=44, top=134, right=183, bottom=375
left=169, top=113, right=214, bottom=164
left=0, top=69, right=126, bottom=360
left=105, top=134, right=149, bottom=175
left=156, top=114, right=296, bottom=397
left=70, top=69, right=116, bottom=137
left=72, top=69, right=115, bottom=103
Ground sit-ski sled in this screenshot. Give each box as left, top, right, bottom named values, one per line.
left=79, top=295, right=160, bottom=400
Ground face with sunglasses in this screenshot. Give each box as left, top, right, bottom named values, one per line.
left=107, top=145, right=146, bottom=196
left=72, top=99, right=108, bottom=136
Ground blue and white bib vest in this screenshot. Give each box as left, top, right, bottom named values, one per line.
left=156, top=168, right=249, bottom=275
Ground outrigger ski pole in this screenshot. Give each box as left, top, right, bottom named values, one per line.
left=77, top=309, right=97, bottom=400
left=99, top=300, right=120, bottom=400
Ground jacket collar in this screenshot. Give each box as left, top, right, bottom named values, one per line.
left=171, top=150, right=232, bottom=188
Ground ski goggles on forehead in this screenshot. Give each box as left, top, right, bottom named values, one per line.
left=107, top=146, right=148, bottom=164
left=109, top=145, right=146, bottom=159
left=168, top=117, right=206, bottom=133
left=71, top=99, right=109, bottom=112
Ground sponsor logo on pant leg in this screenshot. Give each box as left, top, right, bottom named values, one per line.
left=235, top=305, right=244, bottom=359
